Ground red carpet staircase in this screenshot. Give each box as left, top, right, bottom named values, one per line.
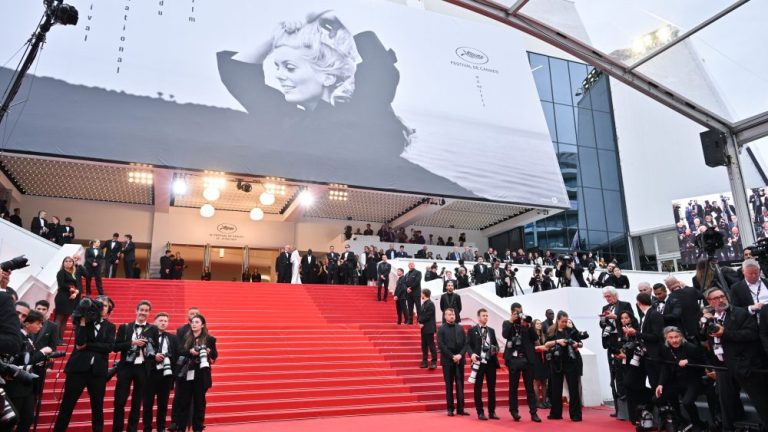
left=37, top=280, right=521, bottom=430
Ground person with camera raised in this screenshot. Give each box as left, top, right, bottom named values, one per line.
left=528, top=265, right=548, bottom=293
left=543, top=310, right=582, bottom=421
left=172, top=314, right=218, bottom=432
left=502, top=303, right=541, bottom=422
left=143, top=312, right=179, bottom=432
left=54, top=295, right=115, bottom=432
left=466, top=308, right=499, bottom=421
left=112, top=300, right=159, bottom=432
left=611, top=310, right=643, bottom=424
left=437, top=307, right=467, bottom=416
left=599, top=287, right=634, bottom=418
left=556, top=256, right=587, bottom=288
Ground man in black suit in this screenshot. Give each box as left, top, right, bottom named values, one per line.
left=414, top=245, right=428, bottom=259
left=122, top=234, right=136, bottom=279
left=340, top=244, right=357, bottom=285
left=30, top=210, right=48, bottom=237
left=595, top=262, right=615, bottom=288
left=112, top=300, right=158, bottom=432
left=104, top=233, right=123, bottom=278
left=437, top=306, right=468, bottom=416
left=704, top=287, right=768, bottom=428
left=7, top=311, right=51, bottom=432
left=395, top=245, right=409, bottom=258
left=466, top=308, right=500, bottom=421
left=376, top=254, right=391, bottom=302
left=9, top=208, right=22, bottom=227
left=662, top=276, right=703, bottom=342
left=730, top=259, right=768, bottom=314
left=85, top=240, right=105, bottom=295
left=404, top=261, right=422, bottom=325
left=176, top=306, right=199, bottom=343
left=143, top=312, right=179, bottom=432
left=275, top=245, right=292, bottom=283
left=32, top=300, right=59, bottom=350
left=418, top=288, right=437, bottom=369
left=326, top=246, right=340, bottom=284
left=59, top=216, right=75, bottom=244
left=53, top=296, right=116, bottom=432
left=384, top=244, right=397, bottom=260
left=599, top=287, right=634, bottom=416
left=300, top=249, right=319, bottom=284
left=473, top=257, right=489, bottom=284
left=393, top=268, right=408, bottom=324
left=159, top=250, right=174, bottom=280
left=502, top=303, right=541, bottom=422
left=439, top=281, right=462, bottom=323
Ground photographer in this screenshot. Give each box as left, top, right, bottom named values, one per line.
left=53, top=296, right=116, bottom=432
left=528, top=266, right=544, bottom=293
left=143, top=312, right=179, bottom=432
left=0, top=277, right=21, bottom=356
left=663, top=276, right=703, bottom=343
left=456, top=266, right=470, bottom=289
left=543, top=310, right=583, bottom=421
left=599, top=287, right=634, bottom=418
left=607, top=267, right=630, bottom=290
left=173, top=314, right=218, bottom=432
left=556, top=256, right=587, bottom=288
left=439, top=282, right=462, bottom=324
left=466, top=308, right=500, bottom=421
left=502, top=304, right=541, bottom=422
left=112, top=300, right=159, bottom=432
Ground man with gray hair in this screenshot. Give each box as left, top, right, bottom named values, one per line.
left=730, top=258, right=768, bottom=314
left=636, top=282, right=654, bottom=318
left=662, top=276, right=702, bottom=342
left=599, top=286, right=634, bottom=418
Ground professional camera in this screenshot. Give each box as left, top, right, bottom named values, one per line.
left=547, top=339, right=577, bottom=361
left=44, top=0, right=79, bottom=26
left=507, top=334, right=522, bottom=349
left=702, top=316, right=722, bottom=335
left=124, top=342, right=146, bottom=363
left=195, top=345, right=210, bottom=369
left=622, top=340, right=646, bottom=367
left=518, top=313, right=533, bottom=324
left=468, top=361, right=481, bottom=384
left=657, top=403, right=679, bottom=432
left=587, top=261, right=597, bottom=274
left=0, top=382, right=16, bottom=426
left=159, top=356, right=173, bottom=377
left=696, top=226, right=725, bottom=256
left=0, top=360, right=38, bottom=385
left=0, top=256, right=28, bottom=272
left=46, top=351, right=66, bottom=360
left=575, top=330, right=590, bottom=340
left=71, top=297, right=104, bottom=325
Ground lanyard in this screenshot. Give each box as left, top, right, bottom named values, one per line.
left=750, top=280, right=763, bottom=303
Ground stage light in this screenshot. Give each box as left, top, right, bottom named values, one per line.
left=200, top=204, right=215, bottom=218
left=203, top=186, right=220, bottom=202
left=299, top=191, right=315, bottom=207
left=172, top=178, right=188, bottom=195
left=249, top=207, right=264, bottom=221
left=260, top=192, right=275, bottom=206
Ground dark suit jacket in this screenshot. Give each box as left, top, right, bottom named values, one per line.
left=730, top=279, right=767, bottom=309
left=160, top=255, right=173, bottom=275
left=473, top=263, right=489, bottom=284
left=658, top=341, right=705, bottom=386
left=663, top=286, right=703, bottom=339
left=104, top=240, right=122, bottom=263
left=176, top=323, right=192, bottom=343
left=405, top=269, right=422, bottom=298
left=394, top=276, right=407, bottom=299
left=85, top=247, right=103, bottom=273
left=447, top=252, right=461, bottom=261
left=418, top=300, right=436, bottom=334
left=65, top=319, right=116, bottom=376
left=9, top=214, right=21, bottom=227
left=34, top=320, right=60, bottom=351
left=414, top=249, right=427, bottom=259
left=638, top=307, right=665, bottom=360
left=437, top=322, right=467, bottom=366
left=395, top=251, right=409, bottom=258
left=122, top=241, right=136, bottom=261
left=0, top=293, right=22, bottom=356
left=6, top=333, right=47, bottom=397
left=30, top=216, right=47, bottom=236
left=377, top=261, right=391, bottom=278
left=113, top=322, right=160, bottom=370
left=439, top=292, right=462, bottom=322
left=326, top=252, right=339, bottom=268
left=147, top=330, right=180, bottom=374
left=501, top=320, right=538, bottom=364
left=385, top=249, right=397, bottom=260
left=59, top=224, right=75, bottom=244
left=466, top=324, right=500, bottom=368
left=600, top=300, right=634, bottom=347
left=708, top=306, right=765, bottom=379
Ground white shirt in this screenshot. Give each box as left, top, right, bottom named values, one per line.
left=132, top=322, right=147, bottom=364
left=747, top=279, right=768, bottom=308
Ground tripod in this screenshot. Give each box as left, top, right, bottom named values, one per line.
left=508, top=274, right=525, bottom=296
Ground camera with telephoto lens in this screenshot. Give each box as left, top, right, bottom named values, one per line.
left=0, top=256, right=28, bottom=272
left=0, top=360, right=39, bottom=386
left=518, top=313, right=533, bottom=324
left=0, top=380, right=16, bottom=426
left=159, top=356, right=172, bottom=376
left=601, top=319, right=615, bottom=339
left=468, top=361, right=481, bottom=384
left=46, top=351, right=66, bottom=360
left=587, top=261, right=596, bottom=274
left=125, top=339, right=148, bottom=363
left=195, top=345, right=210, bottom=368
left=548, top=339, right=577, bottom=361
left=703, top=316, right=722, bottom=335
left=575, top=330, right=589, bottom=340
left=71, top=297, right=104, bottom=325
left=622, top=339, right=646, bottom=367
left=696, top=226, right=725, bottom=256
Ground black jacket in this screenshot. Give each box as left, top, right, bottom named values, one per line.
left=439, top=292, right=462, bottom=322
left=637, top=307, right=665, bottom=360
left=663, top=286, right=703, bottom=339
left=502, top=320, right=538, bottom=364
left=30, top=216, right=47, bottom=236
left=6, top=332, right=47, bottom=397
left=65, top=319, right=116, bottom=377
left=418, top=300, right=436, bottom=334
left=437, top=322, right=466, bottom=366
left=0, top=293, right=22, bottom=356
left=122, top=241, right=136, bottom=261
left=730, top=279, right=766, bottom=309
left=59, top=224, right=75, bottom=244
left=33, top=320, right=60, bottom=351
left=405, top=269, right=422, bottom=297
left=466, top=324, right=500, bottom=368
left=113, top=322, right=160, bottom=370
left=104, top=239, right=122, bottom=264
left=473, top=263, right=489, bottom=284
left=85, top=247, right=103, bottom=272
left=707, top=306, right=765, bottom=379
left=658, top=341, right=705, bottom=386
left=377, top=261, right=392, bottom=278
left=394, top=276, right=407, bottom=299
left=456, top=273, right=470, bottom=289
left=607, top=275, right=630, bottom=289
left=147, top=330, right=181, bottom=375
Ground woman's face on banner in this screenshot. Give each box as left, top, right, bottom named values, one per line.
left=272, top=46, right=329, bottom=105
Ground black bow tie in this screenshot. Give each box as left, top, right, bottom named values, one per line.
left=136, top=324, right=146, bottom=329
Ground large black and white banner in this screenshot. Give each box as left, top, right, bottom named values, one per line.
left=0, top=0, right=568, bottom=207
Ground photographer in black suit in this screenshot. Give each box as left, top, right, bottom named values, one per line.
left=502, top=303, right=541, bottom=422
left=85, top=240, right=105, bottom=295
left=466, top=308, right=500, bottom=421
left=437, top=307, right=467, bottom=416
left=143, top=312, right=179, bottom=432
left=599, top=287, right=634, bottom=417
left=54, top=296, right=116, bottom=432
left=417, top=289, right=437, bottom=369
left=662, top=276, right=703, bottom=342
left=104, top=233, right=123, bottom=279
left=542, top=311, right=583, bottom=421
left=112, top=300, right=159, bottom=432
left=404, top=262, right=421, bottom=325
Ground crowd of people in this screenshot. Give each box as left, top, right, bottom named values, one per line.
left=673, top=197, right=743, bottom=264
left=343, top=223, right=468, bottom=247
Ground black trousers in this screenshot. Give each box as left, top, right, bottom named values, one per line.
left=327, top=266, right=338, bottom=284
left=474, top=362, right=497, bottom=415
left=396, top=299, right=408, bottom=324
left=85, top=267, right=104, bottom=295
left=736, top=372, right=768, bottom=428
left=442, top=361, right=465, bottom=413
left=106, top=261, right=118, bottom=278
left=174, top=377, right=209, bottom=432
left=549, top=365, right=582, bottom=420
left=124, top=260, right=135, bottom=279
left=657, top=379, right=702, bottom=425
left=507, top=358, right=537, bottom=415
left=143, top=372, right=174, bottom=432
left=4, top=392, right=34, bottom=432
left=406, top=293, right=420, bottom=324
left=715, top=369, right=744, bottom=430
left=622, top=362, right=652, bottom=423
left=113, top=363, right=147, bottom=432
left=377, top=277, right=389, bottom=301
left=53, top=371, right=108, bottom=432
left=421, top=332, right=436, bottom=363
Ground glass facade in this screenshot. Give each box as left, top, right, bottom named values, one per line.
left=490, top=53, right=630, bottom=267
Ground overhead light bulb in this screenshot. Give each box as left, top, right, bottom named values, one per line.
left=260, top=191, right=275, bottom=206
left=172, top=178, right=188, bottom=195
left=203, top=186, right=220, bottom=202
left=200, top=204, right=215, bottom=218
left=299, top=190, right=314, bottom=207
left=249, top=207, right=264, bottom=221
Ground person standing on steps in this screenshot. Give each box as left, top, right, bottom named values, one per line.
left=143, top=312, right=180, bottom=432
left=466, top=308, right=500, bottom=421
left=405, top=261, right=422, bottom=325
left=393, top=268, right=408, bottom=324
left=439, top=281, right=462, bottom=324
left=502, top=304, right=541, bottom=423
left=418, top=288, right=437, bottom=369
left=172, top=314, right=218, bottom=432
left=437, top=307, right=468, bottom=417
left=85, top=240, right=105, bottom=295
left=376, top=254, right=391, bottom=302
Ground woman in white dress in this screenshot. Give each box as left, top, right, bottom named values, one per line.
left=290, top=248, right=302, bottom=284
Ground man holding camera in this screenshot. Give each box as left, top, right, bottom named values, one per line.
left=557, top=256, right=587, bottom=288
left=466, top=308, right=499, bottom=421
left=599, top=287, right=634, bottom=418
left=662, top=276, right=702, bottom=343
left=143, top=312, right=179, bottom=432
left=112, top=300, right=159, bottom=432
left=502, top=303, right=541, bottom=422
left=437, top=307, right=468, bottom=416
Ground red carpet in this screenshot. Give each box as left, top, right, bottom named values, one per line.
left=37, top=280, right=525, bottom=431
left=204, top=407, right=634, bottom=432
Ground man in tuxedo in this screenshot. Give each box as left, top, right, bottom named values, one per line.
left=447, top=246, right=461, bottom=261
left=104, top=233, right=123, bottom=278
left=143, top=312, right=179, bottom=432
left=730, top=259, right=768, bottom=314
left=9, top=208, right=22, bottom=227
left=30, top=210, right=48, bottom=237
left=393, top=268, right=408, bottom=324
left=85, top=240, right=105, bottom=295
left=122, top=234, right=136, bottom=279
left=439, top=281, right=462, bottom=323
left=473, top=257, right=489, bottom=285
left=653, top=283, right=668, bottom=314
left=300, top=249, right=319, bottom=284
left=326, top=246, right=339, bottom=284
left=502, top=304, right=541, bottom=422
left=59, top=217, right=75, bottom=244
left=414, top=245, right=428, bottom=259
left=340, top=244, right=357, bottom=285
left=466, top=308, right=500, bottom=421
left=395, top=245, right=409, bottom=258
left=662, top=276, right=703, bottom=342
left=595, top=262, right=615, bottom=288
left=418, top=288, right=437, bottom=369
left=384, top=244, right=397, bottom=260
left=171, top=252, right=185, bottom=280
left=53, top=296, right=116, bottom=432
left=175, top=307, right=199, bottom=343
left=599, top=287, right=634, bottom=416
left=461, top=246, right=474, bottom=262
left=704, top=287, right=768, bottom=428
left=363, top=224, right=374, bottom=236
left=112, top=300, right=158, bottom=432
left=32, top=300, right=59, bottom=350
left=275, top=245, right=292, bottom=283
left=376, top=255, right=392, bottom=302
left=437, top=307, right=468, bottom=416
left=159, top=250, right=174, bottom=280
left=404, top=261, right=422, bottom=325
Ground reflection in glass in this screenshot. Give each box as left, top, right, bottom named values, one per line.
left=554, top=104, right=577, bottom=144
left=550, top=58, right=573, bottom=105
left=584, top=188, right=608, bottom=231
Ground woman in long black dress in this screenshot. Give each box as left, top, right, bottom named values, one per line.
left=54, top=256, right=81, bottom=341
left=532, top=319, right=550, bottom=408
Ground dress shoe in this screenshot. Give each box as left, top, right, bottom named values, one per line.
left=419, top=362, right=428, bottom=368
left=537, top=402, right=546, bottom=409
left=447, top=411, right=455, bottom=417
left=609, top=412, right=618, bottom=418
left=531, top=413, right=542, bottom=423
left=478, top=413, right=488, bottom=421
left=429, top=362, right=437, bottom=369
left=547, top=415, right=563, bottom=420
left=489, top=413, right=500, bottom=420
left=572, top=417, right=582, bottom=422
left=511, top=412, right=521, bottom=422
left=459, top=410, right=470, bottom=416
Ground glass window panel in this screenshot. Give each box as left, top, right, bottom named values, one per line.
left=603, top=190, right=626, bottom=233
left=547, top=231, right=566, bottom=249
left=541, top=101, right=557, bottom=143
left=550, top=58, right=573, bottom=105
left=554, top=104, right=577, bottom=145
left=558, top=143, right=578, bottom=189
left=588, top=76, right=612, bottom=113
left=577, top=188, right=588, bottom=230
left=656, top=229, right=681, bottom=255
left=569, top=62, right=591, bottom=109
left=598, top=150, right=620, bottom=190
left=576, top=108, right=596, bottom=147
left=588, top=230, right=608, bottom=248
left=584, top=188, right=607, bottom=231
left=594, top=111, right=616, bottom=150
left=529, top=53, right=553, bottom=102
left=578, top=146, right=601, bottom=189
left=565, top=210, right=578, bottom=230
